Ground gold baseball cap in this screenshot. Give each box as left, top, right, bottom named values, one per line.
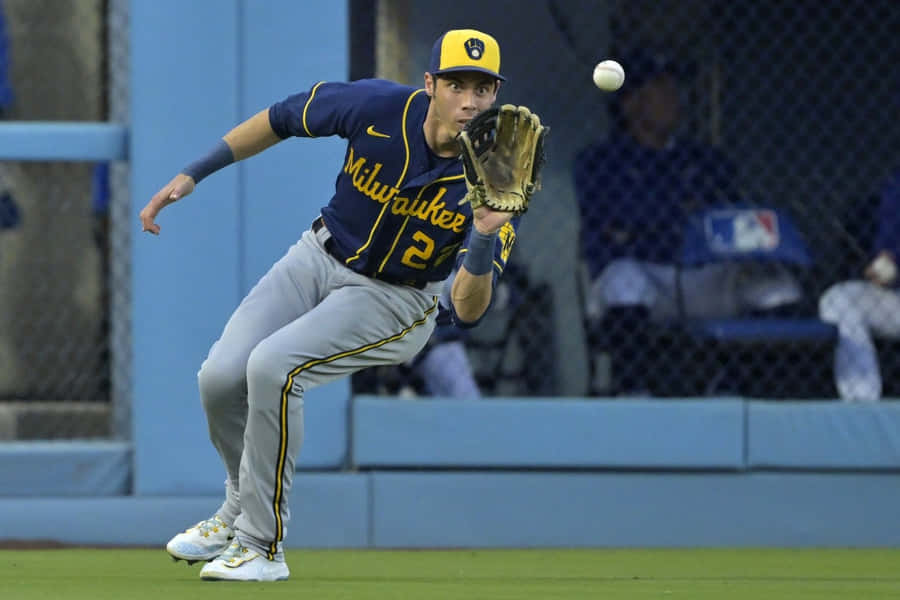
left=428, top=29, right=505, bottom=81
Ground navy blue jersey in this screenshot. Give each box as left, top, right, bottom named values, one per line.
left=269, top=78, right=517, bottom=287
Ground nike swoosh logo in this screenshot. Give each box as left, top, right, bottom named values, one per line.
left=366, top=125, right=391, bottom=139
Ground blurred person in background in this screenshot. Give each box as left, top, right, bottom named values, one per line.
left=353, top=256, right=555, bottom=398
left=414, top=268, right=481, bottom=398
left=353, top=268, right=482, bottom=399
left=574, top=46, right=798, bottom=395
left=819, top=170, right=900, bottom=402
left=404, top=321, right=481, bottom=398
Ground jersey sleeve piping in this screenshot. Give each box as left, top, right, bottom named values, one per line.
left=395, top=89, right=425, bottom=187
left=301, top=81, right=327, bottom=137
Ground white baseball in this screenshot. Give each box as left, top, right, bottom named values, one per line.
left=593, top=59, right=625, bottom=91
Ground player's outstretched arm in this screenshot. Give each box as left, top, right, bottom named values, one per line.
left=140, top=108, right=282, bottom=235
left=452, top=104, right=546, bottom=320
left=451, top=207, right=514, bottom=323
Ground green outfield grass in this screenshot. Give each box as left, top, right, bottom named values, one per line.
left=2, top=548, right=900, bottom=599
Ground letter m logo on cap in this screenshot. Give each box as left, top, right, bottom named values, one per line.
left=465, top=38, right=485, bottom=60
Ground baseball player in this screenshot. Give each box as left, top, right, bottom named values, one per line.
left=819, top=170, right=900, bottom=402
left=139, top=29, right=538, bottom=582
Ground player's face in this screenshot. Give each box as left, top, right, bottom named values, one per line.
left=424, top=72, right=499, bottom=153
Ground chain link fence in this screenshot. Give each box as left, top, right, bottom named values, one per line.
left=2, top=1, right=899, bottom=441
left=0, top=0, right=129, bottom=439
left=359, top=0, right=900, bottom=400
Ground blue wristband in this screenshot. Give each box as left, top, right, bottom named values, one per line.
left=182, top=139, right=234, bottom=184
left=462, top=229, right=498, bottom=275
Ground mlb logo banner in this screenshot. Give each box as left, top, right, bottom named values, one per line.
left=705, top=209, right=780, bottom=254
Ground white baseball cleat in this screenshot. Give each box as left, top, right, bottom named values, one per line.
left=199, top=541, right=290, bottom=582
left=166, top=515, right=235, bottom=564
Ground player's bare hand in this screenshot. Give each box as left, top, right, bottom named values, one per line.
left=864, top=250, right=898, bottom=287
left=472, top=205, right=514, bottom=234
left=139, top=173, right=195, bottom=235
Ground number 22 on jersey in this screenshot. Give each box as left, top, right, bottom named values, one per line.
left=401, top=231, right=461, bottom=270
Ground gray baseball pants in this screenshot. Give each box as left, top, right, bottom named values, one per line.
left=197, top=223, right=438, bottom=559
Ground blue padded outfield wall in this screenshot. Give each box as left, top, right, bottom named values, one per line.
left=2, top=0, right=900, bottom=549
left=129, top=0, right=349, bottom=495
left=4, top=399, right=900, bottom=547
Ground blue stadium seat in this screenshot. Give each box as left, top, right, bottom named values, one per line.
left=679, top=206, right=836, bottom=341
left=677, top=207, right=837, bottom=397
